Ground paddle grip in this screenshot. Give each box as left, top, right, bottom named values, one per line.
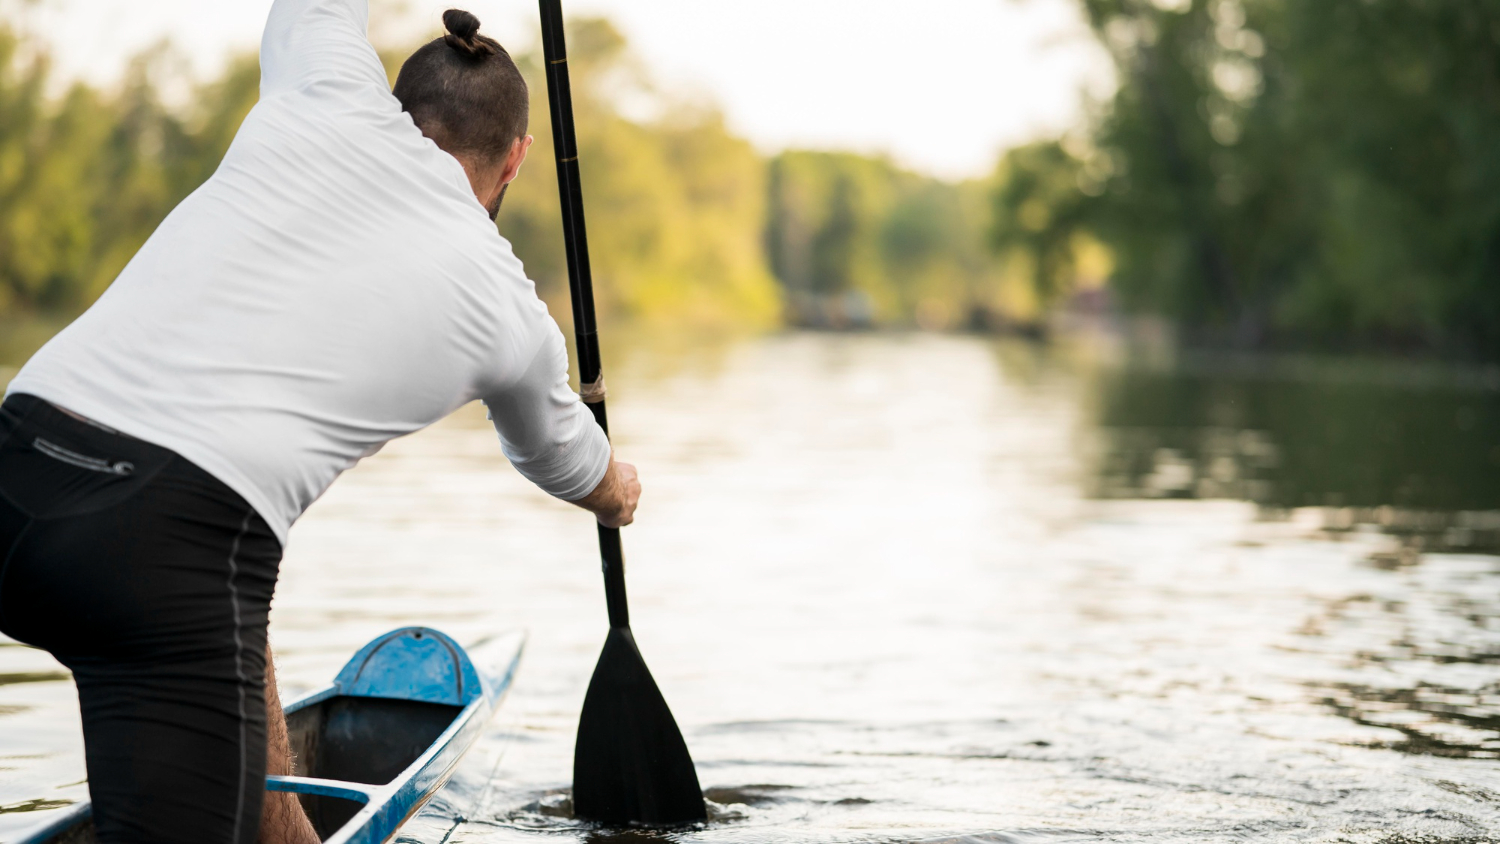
left=540, top=0, right=631, bottom=631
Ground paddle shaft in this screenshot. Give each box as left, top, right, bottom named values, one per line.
left=539, top=0, right=629, bottom=631
left=541, top=11, right=705, bottom=814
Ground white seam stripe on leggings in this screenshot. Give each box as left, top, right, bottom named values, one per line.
left=225, top=510, right=254, bottom=844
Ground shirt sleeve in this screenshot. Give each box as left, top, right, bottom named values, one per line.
left=481, top=323, right=612, bottom=502
left=260, top=0, right=390, bottom=97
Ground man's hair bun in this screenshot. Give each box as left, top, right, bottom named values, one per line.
left=443, top=9, right=498, bottom=59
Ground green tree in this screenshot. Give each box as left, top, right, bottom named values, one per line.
left=989, top=140, right=1096, bottom=311
left=1070, top=0, right=1500, bottom=355
left=0, top=22, right=260, bottom=319
left=765, top=150, right=1004, bottom=328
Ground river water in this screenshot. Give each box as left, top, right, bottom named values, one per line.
left=0, top=331, right=1498, bottom=843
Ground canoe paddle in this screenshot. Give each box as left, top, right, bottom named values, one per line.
left=537, top=0, right=708, bottom=825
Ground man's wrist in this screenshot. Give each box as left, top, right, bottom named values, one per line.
left=575, top=456, right=621, bottom=515
left=571, top=456, right=638, bottom=528
left=588, top=465, right=622, bottom=517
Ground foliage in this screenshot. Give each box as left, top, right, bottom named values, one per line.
left=488, top=19, right=781, bottom=328
left=988, top=140, right=1111, bottom=316
left=764, top=151, right=1009, bottom=329
left=0, top=22, right=261, bottom=315
left=0, top=15, right=779, bottom=332
left=1003, top=0, right=1500, bottom=356
left=10, top=2, right=1491, bottom=354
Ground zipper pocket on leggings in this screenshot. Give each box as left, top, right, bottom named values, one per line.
left=33, top=437, right=135, bottom=476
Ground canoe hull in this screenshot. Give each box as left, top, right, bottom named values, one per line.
left=14, top=627, right=523, bottom=844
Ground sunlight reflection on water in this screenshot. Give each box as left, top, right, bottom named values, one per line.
left=0, top=332, right=1498, bottom=843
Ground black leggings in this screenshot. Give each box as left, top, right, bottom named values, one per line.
left=0, top=394, right=280, bottom=844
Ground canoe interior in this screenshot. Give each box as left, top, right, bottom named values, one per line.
left=288, top=694, right=463, bottom=838
left=26, top=694, right=462, bottom=844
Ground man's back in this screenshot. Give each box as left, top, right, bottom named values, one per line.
left=7, top=0, right=608, bottom=545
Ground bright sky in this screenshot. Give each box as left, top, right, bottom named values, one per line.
left=15, top=0, right=1112, bottom=179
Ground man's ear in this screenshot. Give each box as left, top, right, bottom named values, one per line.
left=500, top=134, right=534, bottom=186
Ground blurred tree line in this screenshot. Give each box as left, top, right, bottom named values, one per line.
left=0, top=10, right=1027, bottom=342
left=1000, top=0, right=1500, bottom=358
left=765, top=152, right=1047, bottom=331
left=0, top=27, right=260, bottom=317
left=0, top=15, right=784, bottom=333
left=489, top=19, right=780, bottom=327
left=4, top=3, right=1495, bottom=356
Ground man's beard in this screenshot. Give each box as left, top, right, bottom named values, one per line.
left=487, top=184, right=509, bottom=221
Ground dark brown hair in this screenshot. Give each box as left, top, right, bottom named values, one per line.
left=393, top=10, right=528, bottom=163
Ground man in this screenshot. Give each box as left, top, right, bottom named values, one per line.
left=0, top=2, right=633, bottom=842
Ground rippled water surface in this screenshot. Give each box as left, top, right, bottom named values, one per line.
left=1, top=332, right=1498, bottom=843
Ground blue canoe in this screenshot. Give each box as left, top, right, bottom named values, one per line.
left=15, top=626, right=524, bottom=844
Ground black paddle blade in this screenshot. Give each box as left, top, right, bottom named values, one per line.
left=573, top=626, right=706, bottom=824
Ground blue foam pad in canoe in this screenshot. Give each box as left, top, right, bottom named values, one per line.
left=334, top=627, right=483, bottom=706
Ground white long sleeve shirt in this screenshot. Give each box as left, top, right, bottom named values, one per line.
left=5, top=0, right=611, bottom=547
